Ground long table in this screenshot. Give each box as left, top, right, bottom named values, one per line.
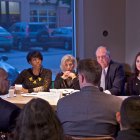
left=4, top=94, right=33, bottom=109
left=4, top=92, right=60, bottom=109
left=4, top=89, right=77, bottom=109
left=4, top=91, right=129, bottom=109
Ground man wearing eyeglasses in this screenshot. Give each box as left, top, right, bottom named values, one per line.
left=96, top=46, right=125, bottom=96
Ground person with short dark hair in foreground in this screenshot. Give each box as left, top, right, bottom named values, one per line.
left=0, top=68, right=20, bottom=132
left=116, top=97, right=140, bottom=140
left=57, top=59, right=122, bottom=138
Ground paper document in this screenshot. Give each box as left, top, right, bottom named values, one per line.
left=21, top=92, right=61, bottom=105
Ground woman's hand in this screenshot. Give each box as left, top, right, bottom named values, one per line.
left=68, top=72, right=76, bottom=80
left=61, top=71, right=71, bottom=79
left=61, top=71, right=76, bottom=80
left=20, top=87, right=28, bottom=93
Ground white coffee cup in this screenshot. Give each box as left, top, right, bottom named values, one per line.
left=8, top=89, right=15, bottom=97
left=15, top=84, right=22, bottom=90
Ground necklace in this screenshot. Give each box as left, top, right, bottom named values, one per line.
left=29, top=76, right=42, bottom=84
left=28, top=68, right=43, bottom=84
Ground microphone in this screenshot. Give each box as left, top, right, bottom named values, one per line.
left=99, top=87, right=103, bottom=92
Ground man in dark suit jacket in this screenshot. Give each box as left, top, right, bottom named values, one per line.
left=0, top=68, right=20, bottom=132
left=96, top=46, right=125, bottom=96
left=57, top=59, right=122, bottom=137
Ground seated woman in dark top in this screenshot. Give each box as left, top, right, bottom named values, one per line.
left=126, top=52, right=140, bottom=95
left=13, top=50, right=52, bottom=93
left=54, top=54, right=80, bottom=90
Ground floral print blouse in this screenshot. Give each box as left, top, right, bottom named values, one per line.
left=13, top=68, right=52, bottom=93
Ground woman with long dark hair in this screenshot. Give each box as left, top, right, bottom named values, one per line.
left=9, top=98, right=63, bottom=140
left=126, top=52, right=140, bottom=95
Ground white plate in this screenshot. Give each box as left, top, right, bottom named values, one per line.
left=50, top=89, right=75, bottom=94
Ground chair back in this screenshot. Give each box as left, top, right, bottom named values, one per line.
left=64, top=135, right=114, bottom=140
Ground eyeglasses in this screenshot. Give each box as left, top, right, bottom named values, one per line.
left=96, top=55, right=107, bottom=60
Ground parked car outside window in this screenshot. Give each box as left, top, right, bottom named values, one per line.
left=0, top=26, right=13, bottom=52
left=50, top=27, right=72, bottom=50
left=8, top=22, right=49, bottom=51
left=9, top=22, right=72, bottom=51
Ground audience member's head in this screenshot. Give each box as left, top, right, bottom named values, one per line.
left=26, top=50, right=43, bottom=64
left=77, top=58, right=102, bottom=88
left=60, top=54, right=77, bottom=72
left=0, top=68, right=9, bottom=95
left=134, top=52, right=140, bottom=77
left=96, top=46, right=111, bottom=69
left=11, top=98, right=63, bottom=140
left=116, top=97, right=140, bottom=130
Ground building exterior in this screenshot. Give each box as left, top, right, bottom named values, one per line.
left=0, top=0, right=72, bottom=29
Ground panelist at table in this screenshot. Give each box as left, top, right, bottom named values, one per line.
left=126, top=52, right=140, bottom=95
left=54, top=54, right=80, bottom=90
left=12, top=50, right=52, bottom=93
left=96, top=46, right=125, bottom=96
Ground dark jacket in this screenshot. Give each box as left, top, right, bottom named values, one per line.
left=116, top=129, right=140, bottom=140
left=126, top=75, right=140, bottom=95
left=54, top=72, right=80, bottom=90
left=104, top=60, right=125, bottom=96
left=57, top=86, right=122, bottom=137
left=0, top=98, right=21, bottom=132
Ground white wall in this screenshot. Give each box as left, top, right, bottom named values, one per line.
left=125, top=0, right=140, bottom=69
left=76, top=0, right=125, bottom=62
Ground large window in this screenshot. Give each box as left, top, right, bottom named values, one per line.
left=30, top=8, right=56, bottom=28
left=0, top=0, right=74, bottom=81
left=0, top=1, right=20, bottom=27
